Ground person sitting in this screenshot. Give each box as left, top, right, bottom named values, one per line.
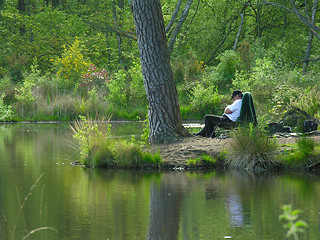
left=196, top=90, right=243, bottom=138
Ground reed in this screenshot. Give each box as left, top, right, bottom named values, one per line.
left=2, top=173, right=58, bottom=239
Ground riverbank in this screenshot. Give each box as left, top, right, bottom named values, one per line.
left=144, top=133, right=320, bottom=169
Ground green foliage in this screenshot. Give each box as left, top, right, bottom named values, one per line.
left=279, top=205, right=308, bottom=240
left=212, top=50, right=243, bottom=89
left=189, top=84, right=222, bottom=116
left=279, top=137, right=320, bottom=168
left=231, top=56, right=319, bottom=122
left=108, top=69, right=128, bottom=108
left=128, top=61, right=147, bottom=105
left=53, top=38, right=91, bottom=90
left=5, top=54, right=27, bottom=84
left=186, top=154, right=217, bottom=168
left=0, top=93, right=14, bottom=121
left=71, top=115, right=110, bottom=161
left=227, top=123, right=277, bottom=169
left=0, top=0, right=320, bottom=123
left=139, top=115, right=150, bottom=145
left=292, top=87, right=320, bottom=118
left=70, top=116, right=161, bottom=169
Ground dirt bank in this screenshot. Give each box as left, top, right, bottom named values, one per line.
left=145, top=133, right=320, bottom=168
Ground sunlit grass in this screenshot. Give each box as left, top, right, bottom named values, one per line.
left=186, top=154, right=217, bottom=168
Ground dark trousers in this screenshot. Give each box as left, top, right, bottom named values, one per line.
left=196, top=114, right=234, bottom=137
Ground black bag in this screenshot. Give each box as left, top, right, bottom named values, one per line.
left=303, top=120, right=318, bottom=133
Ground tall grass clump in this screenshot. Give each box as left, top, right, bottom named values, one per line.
left=70, top=116, right=161, bottom=169
left=227, top=124, right=278, bottom=170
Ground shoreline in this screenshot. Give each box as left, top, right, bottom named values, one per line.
left=145, top=133, right=320, bottom=170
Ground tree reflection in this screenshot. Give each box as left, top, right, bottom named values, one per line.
left=147, top=172, right=188, bottom=240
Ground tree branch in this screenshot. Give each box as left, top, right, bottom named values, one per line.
left=84, top=20, right=137, bottom=40
left=168, top=0, right=194, bottom=54
left=263, top=0, right=320, bottom=40
left=165, top=0, right=183, bottom=33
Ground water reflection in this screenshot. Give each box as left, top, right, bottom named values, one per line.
left=147, top=172, right=188, bottom=239
left=0, top=124, right=320, bottom=239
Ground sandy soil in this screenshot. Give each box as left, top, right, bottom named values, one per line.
left=145, top=132, right=320, bottom=168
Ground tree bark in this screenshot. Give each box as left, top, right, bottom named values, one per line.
left=131, top=0, right=190, bottom=145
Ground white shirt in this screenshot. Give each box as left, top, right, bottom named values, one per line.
left=225, top=99, right=242, bottom=122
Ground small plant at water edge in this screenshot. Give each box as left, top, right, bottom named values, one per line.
left=279, top=205, right=308, bottom=240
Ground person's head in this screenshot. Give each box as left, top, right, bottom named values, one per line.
left=230, top=90, right=243, bottom=101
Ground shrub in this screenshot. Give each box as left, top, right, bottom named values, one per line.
left=80, top=64, right=108, bottom=90
left=212, top=50, right=243, bottom=89
left=0, top=93, right=15, bottom=121
left=107, top=69, right=128, bottom=108
left=53, top=38, right=91, bottom=90
left=227, top=123, right=277, bottom=170
left=291, top=87, right=320, bottom=118
left=128, top=61, right=147, bottom=105
left=189, top=84, right=222, bottom=116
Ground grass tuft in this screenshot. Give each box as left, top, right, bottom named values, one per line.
left=227, top=124, right=278, bottom=170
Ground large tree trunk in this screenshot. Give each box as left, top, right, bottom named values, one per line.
left=131, top=0, right=190, bottom=145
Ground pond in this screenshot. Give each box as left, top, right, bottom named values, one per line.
left=0, top=122, right=319, bottom=239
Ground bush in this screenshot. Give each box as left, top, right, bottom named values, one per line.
left=0, top=93, right=15, bottom=121
left=53, top=38, right=91, bottom=91
left=189, top=84, right=222, bottom=116
left=212, top=50, right=243, bottom=89
left=107, top=69, right=128, bottom=108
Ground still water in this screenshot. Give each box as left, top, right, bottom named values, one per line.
left=0, top=123, right=319, bottom=240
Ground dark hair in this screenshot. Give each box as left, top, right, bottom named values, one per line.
left=230, top=90, right=243, bottom=100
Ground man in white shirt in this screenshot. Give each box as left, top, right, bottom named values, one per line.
left=196, top=90, right=243, bottom=138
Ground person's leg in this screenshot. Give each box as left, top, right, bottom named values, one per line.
left=206, top=114, right=234, bottom=137
left=195, top=125, right=207, bottom=136
left=204, top=115, right=224, bottom=137
left=196, top=114, right=234, bottom=137
left=195, top=115, right=219, bottom=137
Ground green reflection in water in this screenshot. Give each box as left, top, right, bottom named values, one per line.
left=0, top=123, right=319, bottom=240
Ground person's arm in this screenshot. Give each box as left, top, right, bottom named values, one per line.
left=224, top=107, right=232, bottom=114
